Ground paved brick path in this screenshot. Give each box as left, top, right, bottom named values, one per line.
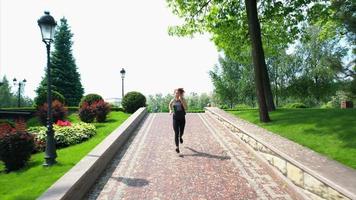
left=87, top=113, right=304, bottom=200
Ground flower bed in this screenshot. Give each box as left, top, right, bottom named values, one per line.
left=28, top=122, right=96, bottom=151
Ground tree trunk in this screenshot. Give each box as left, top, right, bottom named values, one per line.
left=262, top=65, right=276, bottom=111
left=245, top=0, right=270, bottom=122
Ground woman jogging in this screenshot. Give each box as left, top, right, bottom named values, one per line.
left=169, top=88, right=188, bottom=153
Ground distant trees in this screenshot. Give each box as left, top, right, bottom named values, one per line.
left=147, top=92, right=213, bottom=112
left=0, top=76, right=33, bottom=108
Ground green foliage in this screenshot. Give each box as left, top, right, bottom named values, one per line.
left=321, top=102, right=334, bottom=109
left=0, top=112, right=129, bottom=199
left=28, top=122, right=96, bottom=150
left=147, top=93, right=173, bottom=112
left=327, top=90, right=355, bottom=108
left=79, top=93, right=103, bottom=107
left=283, top=103, right=308, bottom=109
left=147, top=92, right=213, bottom=112
left=36, top=100, right=68, bottom=125
left=111, top=106, right=125, bottom=112
left=229, top=109, right=356, bottom=169
left=122, top=91, right=146, bottom=113
left=0, top=122, right=34, bottom=172
left=234, top=104, right=253, bottom=110
left=209, top=56, right=255, bottom=108
left=34, top=90, right=65, bottom=106
left=0, top=76, right=33, bottom=108
left=36, top=18, right=84, bottom=106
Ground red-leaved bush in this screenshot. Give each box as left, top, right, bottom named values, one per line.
left=79, top=100, right=111, bottom=123
left=0, top=119, right=34, bottom=172
left=92, top=100, right=111, bottom=122
left=37, top=100, right=68, bottom=125
left=79, top=102, right=96, bottom=123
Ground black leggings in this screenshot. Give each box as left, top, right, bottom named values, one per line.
left=173, top=117, right=186, bottom=147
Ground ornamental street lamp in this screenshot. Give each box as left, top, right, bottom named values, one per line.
left=120, top=68, right=126, bottom=98
left=38, top=11, right=57, bottom=166
left=13, top=78, right=26, bottom=107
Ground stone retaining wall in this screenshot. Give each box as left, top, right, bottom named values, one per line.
left=205, top=108, right=353, bottom=200
left=38, top=107, right=148, bottom=200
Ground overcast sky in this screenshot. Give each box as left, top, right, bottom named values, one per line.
left=0, top=0, right=220, bottom=99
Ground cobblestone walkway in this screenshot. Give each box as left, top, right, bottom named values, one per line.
left=87, top=113, right=304, bottom=200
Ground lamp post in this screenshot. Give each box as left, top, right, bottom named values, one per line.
left=13, top=78, right=26, bottom=107
left=38, top=11, right=57, bottom=166
left=120, top=68, right=126, bottom=98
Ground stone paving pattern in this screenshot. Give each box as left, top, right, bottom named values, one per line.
left=88, top=113, right=304, bottom=200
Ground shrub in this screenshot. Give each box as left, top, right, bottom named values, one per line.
left=79, top=102, right=96, bottom=123
left=234, top=104, right=253, bottom=110
left=37, top=100, right=68, bottom=125
left=283, top=102, right=308, bottom=108
left=0, top=120, right=34, bottom=172
left=79, top=94, right=103, bottom=107
left=122, top=91, right=146, bottom=113
left=111, top=106, right=124, bottom=112
left=28, top=122, right=96, bottom=150
left=92, top=100, right=111, bottom=122
left=35, top=90, right=65, bottom=107
left=321, top=101, right=334, bottom=109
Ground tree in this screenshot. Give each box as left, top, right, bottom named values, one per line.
left=0, top=76, right=33, bottom=108
left=36, top=18, right=84, bottom=106
left=209, top=56, right=241, bottom=109
left=0, top=76, right=15, bottom=108
left=166, top=0, right=327, bottom=121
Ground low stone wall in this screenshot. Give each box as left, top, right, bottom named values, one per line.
left=205, top=107, right=353, bottom=200
left=38, top=107, right=148, bottom=200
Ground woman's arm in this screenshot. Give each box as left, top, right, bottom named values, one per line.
left=168, top=99, right=174, bottom=114
left=181, top=97, right=188, bottom=111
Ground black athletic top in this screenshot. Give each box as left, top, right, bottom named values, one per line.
left=173, top=99, right=185, bottom=119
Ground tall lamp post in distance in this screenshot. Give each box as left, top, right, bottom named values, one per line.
left=38, top=11, right=57, bottom=166
left=120, top=68, right=126, bottom=99
left=13, top=78, right=26, bottom=107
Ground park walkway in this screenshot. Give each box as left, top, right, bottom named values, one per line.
left=87, top=113, right=305, bottom=200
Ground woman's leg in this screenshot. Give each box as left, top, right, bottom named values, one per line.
left=173, top=118, right=179, bottom=148
left=179, top=118, right=186, bottom=138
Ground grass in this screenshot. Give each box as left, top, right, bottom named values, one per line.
left=228, top=108, right=356, bottom=169
left=0, top=111, right=130, bottom=200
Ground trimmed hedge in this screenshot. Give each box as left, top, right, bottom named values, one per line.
left=283, top=103, right=308, bottom=108
left=122, top=91, right=146, bottom=113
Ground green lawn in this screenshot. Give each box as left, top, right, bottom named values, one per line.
left=228, top=108, right=356, bottom=169
left=0, top=111, right=130, bottom=200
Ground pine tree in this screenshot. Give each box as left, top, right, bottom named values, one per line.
left=0, top=76, right=15, bottom=107
left=36, top=17, right=84, bottom=106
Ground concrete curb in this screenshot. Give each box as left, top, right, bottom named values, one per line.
left=38, top=107, right=148, bottom=200
left=205, top=107, right=355, bottom=200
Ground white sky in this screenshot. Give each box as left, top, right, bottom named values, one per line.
left=0, top=0, right=220, bottom=99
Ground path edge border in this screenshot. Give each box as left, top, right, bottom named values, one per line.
left=38, top=107, right=148, bottom=200
left=205, top=107, right=355, bottom=200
